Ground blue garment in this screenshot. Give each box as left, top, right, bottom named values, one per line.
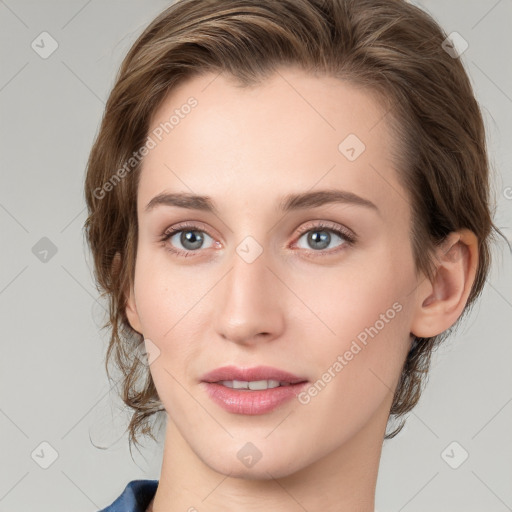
left=99, top=480, right=159, bottom=512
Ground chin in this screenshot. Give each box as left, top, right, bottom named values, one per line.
left=201, top=447, right=300, bottom=481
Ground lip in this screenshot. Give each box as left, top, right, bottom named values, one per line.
left=201, top=382, right=309, bottom=415
left=200, top=365, right=308, bottom=385
left=200, top=365, right=309, bottom=415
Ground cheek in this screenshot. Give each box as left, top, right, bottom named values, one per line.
left=293, top=246, right=414, bottom=385
left=132, top=259, right=202, bottom=412
left=133, top=248, right=196, bottom=334
left=299, top=247, right=412, bottom=336
left=132, top=253, right=211, bottom=371
left=295, top=263, right=414, bottom=428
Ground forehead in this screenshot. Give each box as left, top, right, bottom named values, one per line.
left=138, top=67, right=408, bottom=221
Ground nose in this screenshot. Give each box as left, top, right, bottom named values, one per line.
left=213, top=245, right=285, bottom=346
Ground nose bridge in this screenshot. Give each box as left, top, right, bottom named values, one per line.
left=214, top=237, right=284, bottom=343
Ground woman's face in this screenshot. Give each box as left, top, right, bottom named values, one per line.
left=126, top=67, right=422, bottom=478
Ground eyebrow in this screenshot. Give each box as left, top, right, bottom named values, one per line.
left=144, top=189, right=380, bottom=215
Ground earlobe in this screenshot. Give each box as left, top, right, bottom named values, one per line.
left=125, top=282, right=143, bottom=335
left=113, top=252, right=144, bottom=335
left=410, top=229, right=479, bottom=338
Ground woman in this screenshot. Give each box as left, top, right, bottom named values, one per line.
left=84, top=0, right=505, bottom=510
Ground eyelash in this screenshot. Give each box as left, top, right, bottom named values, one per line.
left=158, top=221, right=357, bottom=258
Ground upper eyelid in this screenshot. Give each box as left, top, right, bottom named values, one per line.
left=295, top=220, right=348, bottom=233
left=164, top=220, right=349, bottom=236
left=163, top=221, right=212, bottom=235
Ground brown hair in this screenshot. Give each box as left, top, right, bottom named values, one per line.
left=83, top=0, right=508, bottom=452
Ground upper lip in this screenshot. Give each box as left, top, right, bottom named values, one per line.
left=201, top=365, right=308, bottom=384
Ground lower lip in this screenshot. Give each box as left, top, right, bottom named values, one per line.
left=201, top=382, right=309, bottom=415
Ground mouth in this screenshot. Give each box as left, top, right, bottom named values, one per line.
left=200, top=365, right=309, bottom=415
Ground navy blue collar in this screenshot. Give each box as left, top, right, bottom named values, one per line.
left=99, top=480, right=159, bottom=512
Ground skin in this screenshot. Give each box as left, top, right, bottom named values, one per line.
left=124, top=67, right=478, bottom=512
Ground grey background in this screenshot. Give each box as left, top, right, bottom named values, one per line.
left=0, top=1, right=511, bottom=511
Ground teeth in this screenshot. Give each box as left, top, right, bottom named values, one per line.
left=219, top=379, right=283, bottom=390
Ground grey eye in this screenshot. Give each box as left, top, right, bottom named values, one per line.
left=296, top=229, right=345, bottom=251
left=170, top=230, right=214, bottom=251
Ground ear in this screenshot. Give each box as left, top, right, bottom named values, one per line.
left=125, top=282, right=143, bottom=335
left=410, top=229, right=479, bottom=338
left=113, top=252, right=143, bottom=335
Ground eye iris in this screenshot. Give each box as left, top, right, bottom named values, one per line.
left=181, top=230, right=204, bottom=250
left=308, top=230, right=330, bottom=250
